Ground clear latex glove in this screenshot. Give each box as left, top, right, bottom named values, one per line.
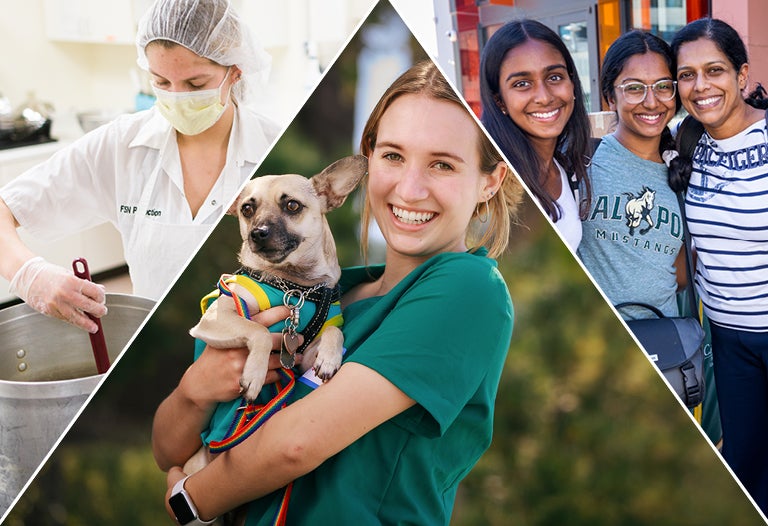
left=9, top=256, right=107, bottom=333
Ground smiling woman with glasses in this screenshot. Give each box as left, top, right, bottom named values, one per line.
left=577, top=30, right=688, bottom=327
left=616, top=79, right=678, bottom=103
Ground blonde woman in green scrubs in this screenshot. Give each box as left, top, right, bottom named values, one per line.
left=155, top=61, right=522, bottom=525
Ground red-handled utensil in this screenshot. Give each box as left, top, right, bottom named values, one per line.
left=72, top=257, right=110, bottom=374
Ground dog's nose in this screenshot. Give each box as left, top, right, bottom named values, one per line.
left=252, top=225, right=270, bottom=241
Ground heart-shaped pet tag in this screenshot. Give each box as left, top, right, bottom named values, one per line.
left=280, top=330, right=300, bottom=368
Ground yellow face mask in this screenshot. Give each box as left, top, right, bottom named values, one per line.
left=153, top=68, right=231, bottom=136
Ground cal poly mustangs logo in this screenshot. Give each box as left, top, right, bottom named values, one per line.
left=623, top=186, right=655, bottom=236
left=587, top=186, right=681, bottom=254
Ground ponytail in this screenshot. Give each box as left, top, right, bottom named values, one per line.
left=667, top=117, right=704, bottom=193
left=746, top=83, right=768, bottom=110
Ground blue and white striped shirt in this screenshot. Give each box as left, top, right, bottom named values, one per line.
left=686, top=116, right=768, bottom=332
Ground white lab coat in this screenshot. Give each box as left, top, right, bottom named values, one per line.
left=0, top=104, right=280, bottom=299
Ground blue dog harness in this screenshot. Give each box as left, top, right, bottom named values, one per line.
left=200, top=267, right=343, bottom=354
left=198, top=269, right=343, bottom=447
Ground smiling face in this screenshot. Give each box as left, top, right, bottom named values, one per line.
left=367, top=94, right=501, bottom=264
left=609, top=51, right=677, bottom=152
left=676, top=37, right=749, bottom=138
left=145, top=41, right=238, bottom=98
left=496, top=38, right=575, bottom=152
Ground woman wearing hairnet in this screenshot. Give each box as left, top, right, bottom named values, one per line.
left=0, top=0, right=279, bottom=333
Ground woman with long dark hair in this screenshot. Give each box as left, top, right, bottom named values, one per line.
left=577, top=30, right=686, bottom=322
left=670, top=17, right=768, bottom=514
left=480, top=19, right=592, bottom=250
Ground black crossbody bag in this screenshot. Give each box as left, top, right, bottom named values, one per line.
left=615, top=197, right=705, bottom=408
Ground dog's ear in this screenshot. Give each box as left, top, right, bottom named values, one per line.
left=226, top=187, right=244, bottom=216
left=311, top=155, right=368, bottom=211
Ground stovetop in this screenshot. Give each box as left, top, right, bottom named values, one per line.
left=0, top=135, right=57, bottom=151
left=0, top=118, right=57, bottom=151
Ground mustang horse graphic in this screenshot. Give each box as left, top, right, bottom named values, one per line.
left=624, top=186, right=655, bottom=235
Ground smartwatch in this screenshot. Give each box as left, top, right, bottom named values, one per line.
left=168, top=475, right=216, bottom=525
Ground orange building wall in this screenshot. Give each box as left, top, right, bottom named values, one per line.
left=712, top=0, right=768, bottom=94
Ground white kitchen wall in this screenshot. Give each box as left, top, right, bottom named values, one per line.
left=0, top=1, right=137, bottom=129
left=0, top=0, right=376, bottom=135
left=0, top=0, right=376, bottom=303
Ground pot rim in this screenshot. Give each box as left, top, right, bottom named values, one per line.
left=0, top=372, right=103, bottom=398
left=0, top=292, right=154, bottom=321
left=0, top=293, right=155, bottom=399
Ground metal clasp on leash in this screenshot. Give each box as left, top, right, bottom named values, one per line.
left=280, top=289, right=305, bottom=368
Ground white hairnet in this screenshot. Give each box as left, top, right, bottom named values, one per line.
left=136, top=0, right=270, bottom=102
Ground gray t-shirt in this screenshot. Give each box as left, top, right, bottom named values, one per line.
left=577, top=134, right=684, bottom=319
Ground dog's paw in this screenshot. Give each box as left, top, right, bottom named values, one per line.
left=238, top=341, right=272, bottom=402
left=239, top=376, right=264, bottom=403
left=240, top=356, right=267, bottom=402
left=311, top=326, right=344, bottom=383
left=313, top=352, right=342, bottom=382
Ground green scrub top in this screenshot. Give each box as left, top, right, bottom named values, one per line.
left=194, top=276, right=342, bottom=447
left=238, top=249, right=513, bottom=525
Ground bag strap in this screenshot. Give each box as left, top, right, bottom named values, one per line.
left=615, top=302, right=665, bottom=319
left=676, top=192, right=699, bottom=319
left=589, top=136, right=602, bottom=157
left=675, top=108, right=768, bottom=163
left=671, top=115, right=703, bottom=319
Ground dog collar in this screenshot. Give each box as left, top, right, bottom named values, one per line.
left=236, top=267, right=341, bottom=304
left=236, top=267, right=341, bottom=357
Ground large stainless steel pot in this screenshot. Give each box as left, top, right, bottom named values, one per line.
left=0, top=293, right=155, bottom=515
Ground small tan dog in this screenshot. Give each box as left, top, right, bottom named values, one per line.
left=184, top=155, right=367, bottom=477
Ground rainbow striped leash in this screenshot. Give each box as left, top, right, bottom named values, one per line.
left=215, top=275, right=252, bottom=319
left=208, top=275, right=296, bottom=525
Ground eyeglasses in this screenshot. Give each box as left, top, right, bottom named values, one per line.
left=615, top=80, right=677, bottom=103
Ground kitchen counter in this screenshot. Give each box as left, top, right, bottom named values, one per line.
left=0, top=139, right=71, bottom=163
